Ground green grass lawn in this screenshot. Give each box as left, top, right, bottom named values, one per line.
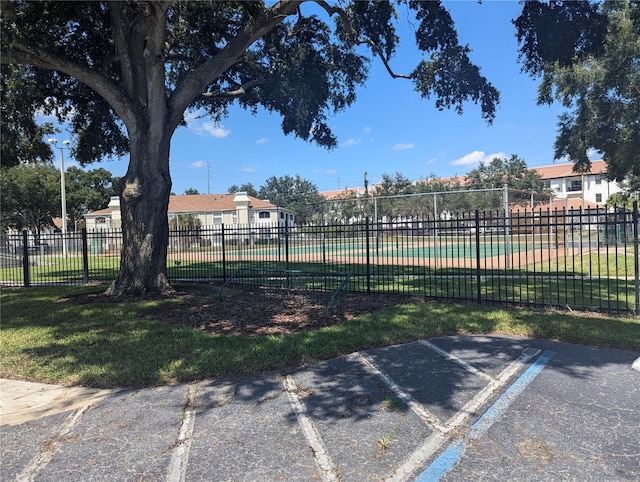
left=1, top=285, right=638, bottom=389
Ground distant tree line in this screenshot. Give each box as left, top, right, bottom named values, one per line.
left=0, top=164, right=118, bottom=237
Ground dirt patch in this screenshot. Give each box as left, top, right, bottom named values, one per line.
left=148, top=285, right=426, bottom=336
left=62, top=284, right=426, bottom=337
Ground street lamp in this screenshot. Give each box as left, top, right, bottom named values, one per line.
left=48, top=138, right=70, bottom=258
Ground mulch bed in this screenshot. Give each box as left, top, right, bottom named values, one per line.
left=142, top=285, right=426, bottom=336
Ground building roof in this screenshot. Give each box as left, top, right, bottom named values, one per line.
left=86, top=207, right=111, bottom=217
left=320, top=187, right=367, bottom=200
left=168, top=194, right=276, bottom=213
left=86, top=193, right=283, bottom=217
left=548, top=197, right=600, bottom=210
left=318, top=160, right=609, bottom=199
left=512, top=197, right=600, bottom=213
left=533, top=160, right=607, bottom=180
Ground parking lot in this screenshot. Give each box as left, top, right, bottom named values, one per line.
left=2, top=335, right=639, bottom=481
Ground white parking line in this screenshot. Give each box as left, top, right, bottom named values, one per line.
left=356, top=352, right=449, bottom=433
left=418, top=340, right=497, bottom=383
left=166, top=386, right=196, bottom=482
left=16, top=404, right=91, bottom=482
left=283, top=376, right=338, bottom=482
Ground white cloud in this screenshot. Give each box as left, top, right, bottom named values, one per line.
left=450, top=150, right=506, bottom=167
left=393, top=143, right=415, bottom=151
left=197, top=121, right=231, bottom=138
left=190, top=160, right=207, bottom=168
left=341, top=138, right=362, bottom=147
left=185, top=108, right=230, bottom=138
left=256, top=137, right=270, bottom=144
left=242, top=165, right=258, bottom=173
left=362, top=126, right=372, bottom=134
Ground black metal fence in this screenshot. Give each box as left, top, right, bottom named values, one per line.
left=2, top=204, right=638, bottom=314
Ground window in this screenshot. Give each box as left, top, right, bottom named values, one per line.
left=595, top=176, right=602, bottom=185
left=567, top=179, right=582, bottom=192
left=258, top=211, right=271, bottom=219
left=95, top=216, right=106, bottom=224
left=595, top=193, right=602, bottom=203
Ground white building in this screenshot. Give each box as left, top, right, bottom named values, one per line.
left=533, top=160, right=623, bottom=207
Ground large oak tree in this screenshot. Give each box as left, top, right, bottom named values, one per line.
left=515, top=0, right=640, bottom=192
left=1, top=1, right=499, bottom=295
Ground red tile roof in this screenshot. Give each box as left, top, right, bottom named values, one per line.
left=168, top=194, right=276, bottom=212
left=320, top=187, right=367, bottom=200
left=86, top=194, right=279, bottom=217
left=533, top=160, right=606, bottom=180
left=511, top=197, right=600, bottom=213
left=319, top=160, right=608, bottom=198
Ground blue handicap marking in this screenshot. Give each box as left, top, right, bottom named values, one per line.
left=416, top=350, right=556, bottom=481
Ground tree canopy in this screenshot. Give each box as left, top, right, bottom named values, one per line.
left=257, top=174, right=324, bottom=224
left=465, top=154, right=550, bottom=206
left=1, top=1, right=500, bottom=295
left=515, top=0, right=640, bottom=189
left=0, top=164, right=61, bottom=236
left=228, top=183, right=259, bottom=198
left=465, top=154, right=547, bottom=192
left=0, top=164, right=117, bottom=233
left=0, top=64, right=56, bottom=167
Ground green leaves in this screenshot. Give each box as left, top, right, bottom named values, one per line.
left=465, top=154, right=550, bottom=205
left=0, top=164, right=61, bottom=233
left=515, top=0, right=607, bottom=75
left=257, top=174, right=324, bottom=225
left=516, top=0, right=640, bottom=187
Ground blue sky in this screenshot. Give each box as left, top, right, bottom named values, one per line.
left=48, top=1, right=583, bottom=196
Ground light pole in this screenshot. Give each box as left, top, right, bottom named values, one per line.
left=48, top=138, right=70, bottom=258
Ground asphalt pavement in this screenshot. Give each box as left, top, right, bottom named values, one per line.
left=1, top=335, right=639, bottom=481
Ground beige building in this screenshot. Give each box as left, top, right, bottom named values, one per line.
left=85, top=192, right=295, bottom=231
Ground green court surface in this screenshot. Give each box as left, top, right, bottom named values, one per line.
left=225, top=241, right=543, bottom=259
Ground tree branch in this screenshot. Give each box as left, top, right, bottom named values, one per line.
left=168, top=0, right=303, bottom=130
left=314, top=0, right=411, bottom=80
left=200, top=78, right=267, bottom=101
left=0, top=47, right=136, bottom=127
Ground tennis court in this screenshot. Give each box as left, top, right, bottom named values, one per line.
left=226, top=237, right=553, bottom=260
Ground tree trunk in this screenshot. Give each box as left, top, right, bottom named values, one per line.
left=106, top=131, right=172, bottom=296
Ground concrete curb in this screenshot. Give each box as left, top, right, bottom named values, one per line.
left=0, top=379, right=114, bottom=426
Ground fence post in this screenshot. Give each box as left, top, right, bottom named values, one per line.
left=633, top=201, right=639, bottom=315
left=285, top=217, right=290, bottom=271
left=82, top=228, right=89, bottom=283
left=503, top=184, right=511, bottom=269
left=21, top=230, right=30, bottom=287
left=475, top=210, right=481, bottom=304
left=366, top=217, right=371, bottom=294
left=221, top=223, right=227, bottom=281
